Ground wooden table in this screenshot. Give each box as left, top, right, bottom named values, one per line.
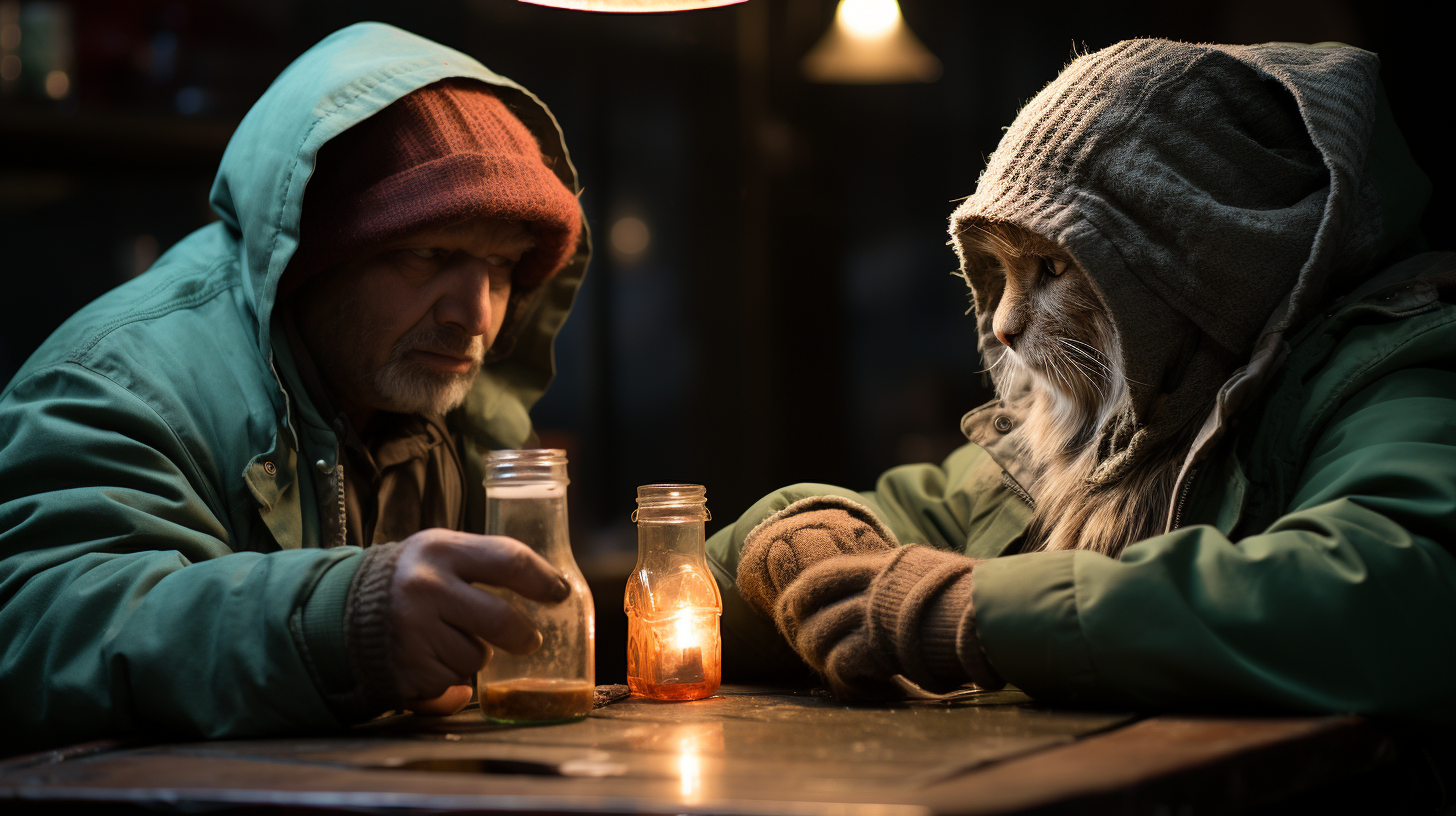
left=0, top=686, right=1397, bottom=815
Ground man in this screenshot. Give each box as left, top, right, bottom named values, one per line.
left=0, top=23, right=589, bottom=751
left=713, top=40, right=1456, bottom=729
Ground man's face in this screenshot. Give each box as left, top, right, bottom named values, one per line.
left=291, top=217, right=536, bottom=425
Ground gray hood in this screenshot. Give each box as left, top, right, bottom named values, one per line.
left=951, top=39, right=1429, bottom=493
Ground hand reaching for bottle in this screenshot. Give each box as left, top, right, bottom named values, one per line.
left=345, top=528, right=573, bottom=715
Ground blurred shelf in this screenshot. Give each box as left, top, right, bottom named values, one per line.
left=0, top=107, right=237, bottom=173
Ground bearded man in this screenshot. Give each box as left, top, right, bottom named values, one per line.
left=716, top=40, right=1456, bottom=729
left=0, top=23, right=588, bottom=752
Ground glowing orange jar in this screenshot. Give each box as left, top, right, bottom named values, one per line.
left=625, top=484, right=722, bottom=701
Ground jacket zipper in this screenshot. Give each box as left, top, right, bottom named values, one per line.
left=1170, top=465, right=1199, bottom=531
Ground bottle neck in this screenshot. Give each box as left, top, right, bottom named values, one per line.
left=636, top=518, right=707, bottom=558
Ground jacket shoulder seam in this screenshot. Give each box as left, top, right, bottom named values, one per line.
left=16, top=359, right=231, bottom=526
left=68, top=260, right=240, bottom=362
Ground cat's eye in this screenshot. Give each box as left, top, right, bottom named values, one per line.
left=1040, top=258, right=1067, bottom=278
left=409, top=247, right=446, bottom=260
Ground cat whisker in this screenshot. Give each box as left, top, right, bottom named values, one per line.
left=1056, top=337, right=1114, bottom=392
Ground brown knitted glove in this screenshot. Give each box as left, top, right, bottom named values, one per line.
left=774, top=545, right=1004, bottom=700
left=772, top=551, right=903, bottom=701
left=866, top=545, right=1003, bottom=694
left=737, top=495, right=899, bottom=621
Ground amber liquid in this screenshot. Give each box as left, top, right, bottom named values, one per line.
left=481, top=677, right=594, bottom=724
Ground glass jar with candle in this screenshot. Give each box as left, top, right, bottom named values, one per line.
left=477, top=449, right=595, bottom=724
left=625, top=484, right=722, bottom=700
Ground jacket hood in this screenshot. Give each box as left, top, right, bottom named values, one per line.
left=950, top=39, right=1429, bottom=485
left=209, top=22, right=589, bottom=448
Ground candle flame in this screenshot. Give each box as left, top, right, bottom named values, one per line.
left=672, top=611, right=701, bottom=649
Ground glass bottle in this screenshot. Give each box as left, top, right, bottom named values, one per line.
left=625, top=484, right=722, bottom=701
left=477, top=449, right=595, bottom=724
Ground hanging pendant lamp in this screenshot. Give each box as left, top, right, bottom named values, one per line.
left=802, top=0, right=941, bottom=83
left=520, top=0, right=746, bottom=11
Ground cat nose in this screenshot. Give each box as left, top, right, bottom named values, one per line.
left=994, top=325, right=1020, bottom=349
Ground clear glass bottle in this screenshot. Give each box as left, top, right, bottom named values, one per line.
left=625, top=484, right=722, bottom=701
left=477, top=449, right=595, bottom=724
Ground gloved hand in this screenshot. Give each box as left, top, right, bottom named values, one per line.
left=775, top=545, right=1004, bottom=700
left=346, top=529, right=572, bottom=715
left=736, top=495, right=899, bottom=621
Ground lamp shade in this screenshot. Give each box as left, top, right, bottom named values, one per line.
left=802, top=0, right=941, bottom=84
left=520, top=0, right=746, bottom=11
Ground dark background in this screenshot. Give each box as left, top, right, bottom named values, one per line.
left=1, top=0, right=1449, bottom=682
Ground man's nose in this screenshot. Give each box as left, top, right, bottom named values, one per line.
left=434, top=260, right=498, bottom=337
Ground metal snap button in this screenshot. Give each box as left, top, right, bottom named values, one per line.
left=994, top=415, right=1013, bottom=433
left=315, top=459, right=330, bottom=473
left=263, top=461, right=277, bottom=476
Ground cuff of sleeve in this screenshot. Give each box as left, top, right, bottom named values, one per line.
left=970, top=550, right=1095, bottom=700
left=299, top=552, right=365, bottom=700
left=345, top=541, right=406, bottom=717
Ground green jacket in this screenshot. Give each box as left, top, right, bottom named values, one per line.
left=0, top=23, right=589, bottom=751
left=710, top=250, right=1456, bottom=729
left=709, top=40, right=1455, bottom=729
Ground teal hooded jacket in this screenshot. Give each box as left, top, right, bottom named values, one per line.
left=0, top=23, right=589, bottom=751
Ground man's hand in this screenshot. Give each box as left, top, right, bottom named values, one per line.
left=346, top=528, right=572, bottom=715
left=390, top=529, right=572, bottom=704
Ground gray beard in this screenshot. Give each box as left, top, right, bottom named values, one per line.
left=371, top=342, right=480, bottom=417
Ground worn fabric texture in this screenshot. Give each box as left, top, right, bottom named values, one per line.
left=289, top=78, right=581, bottom=295
left=0, top=23, right=589, bottom=752
left=772, top=552, right=900, bottom=701
left=707, top=40, right=1456, bottom=730
left=771, top=544, right=1003, bottom=699
left=952, top=40, right=1404, bottom=484
left=736, top=495, right=899, bottom=620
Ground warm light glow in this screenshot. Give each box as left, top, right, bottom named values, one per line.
left=801, top=0, right=941, bottom=84
left=0, top=54, right=18, bottom=82
left=677, top=734, right=702, bottom=802
left=672, top=610, right=701, bottom=649
left=838, top=0, right=899, bottom=38
left=44, top=69, right=68, bottom=99
left=610, top=216, right=650, bottom=256
left=0, top=22, right=19, bottom=50
left=520, top=0, right=745, bottom=11
left=626, top=607, right=721, bottom=700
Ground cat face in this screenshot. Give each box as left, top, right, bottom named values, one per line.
left=969, top=225, right=1120, bottom=433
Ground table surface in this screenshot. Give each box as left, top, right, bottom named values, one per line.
left=0, top=686, right=1394, bottom=815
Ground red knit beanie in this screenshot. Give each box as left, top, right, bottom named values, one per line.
left=287, top=79, right=582, bottom=293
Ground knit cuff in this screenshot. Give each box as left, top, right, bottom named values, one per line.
left=868, top=546, right=999, bottom=692
left=343, top=541, right=406, bottom=717
left=297, top=552, right=365, bottom=710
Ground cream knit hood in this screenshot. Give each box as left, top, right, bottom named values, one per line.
left=951, top=39, right=1429, bottom=491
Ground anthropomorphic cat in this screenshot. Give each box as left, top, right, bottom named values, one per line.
left=712, top=39, right=1456, bottom=730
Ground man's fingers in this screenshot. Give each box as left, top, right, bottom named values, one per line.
left=428, top=532, right=572, bottom=604
left=437, top=581, right=546, bottom=656
left=423, top=620, right=490, bottom=679
left=407, top=685, right=475, bottom=717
